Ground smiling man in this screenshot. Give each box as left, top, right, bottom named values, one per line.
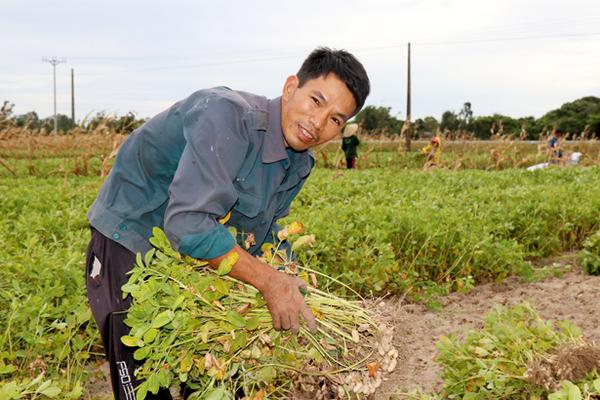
left=85, top=47, right=370, bottom=399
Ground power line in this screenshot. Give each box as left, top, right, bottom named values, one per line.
left=414, top=31, right=600, bottom=46
left=72, top=30, right=600, bottom=76
left=76, top=54, right=300, bottom=76
left=2, top=29, right=598, bottom=87
left=59, top=15, right=600, bottom=62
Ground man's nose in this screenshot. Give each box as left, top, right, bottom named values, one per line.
left=310, top=111, right=327, bottom=132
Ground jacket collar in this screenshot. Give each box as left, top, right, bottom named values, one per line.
left=263, top=97, right=313, bottom=170
left=261, top=97, right=288, bottom=164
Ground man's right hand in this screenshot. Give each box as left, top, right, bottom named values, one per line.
left=207, top=244, right=318, bottom=334
left=259, top=271, right=318, bottom=334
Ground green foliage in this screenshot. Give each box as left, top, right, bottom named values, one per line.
left=353, top=105, right=403, bottom=136
left=439, top=111, right=459, bottom=132
left=123, top=229, right=387, bottom=399
left=4, top=96, right=600, bottom=138
left=43, top=114, right=77, bottom=132
left=414, top=116, right=439, bottom=137
left=458, top=102, right=473, bottom=128
left=83, top=111, right=146, bottom=134
left=0, top=100, right=146, bottom=134
left=435, top=303, right=598, bottom=399
left=287, top=167, right=600, bottom=301
left=580, top=228, right=600, bottom=275
left=0, top=375, right=83, bottom=399
left=1, top=151, right=599, bottom=397
left=0, top=177, right=99, bottom=393
left=536, top=96, right=600, bottom=138
left=548, top=380, right=600, bottom=400
left=468, top=114, right=525, bottom=139
left=401, top=304, right=600, bottom=399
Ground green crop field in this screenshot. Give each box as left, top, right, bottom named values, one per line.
left=1, top=135, right=599, bottom=399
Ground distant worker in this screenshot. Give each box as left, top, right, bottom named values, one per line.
left=421, top=136, right=442, bottom=170
left=547, top=129, right=564, bottom=164
left=342, top=123, right=360, bottom=169
left=528, top=129, right=583, bottom=171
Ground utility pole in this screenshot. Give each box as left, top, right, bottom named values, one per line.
left=42, top=57, right=66, bottom=134
left=71, top=68, right=75, bottom=123
left=404, top=42, right=412, bottom=152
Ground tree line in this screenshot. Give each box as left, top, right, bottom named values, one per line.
left=2, top=96, right=600, bottom=139
left=0, top=101, right=145, bottom=135
left=354, top=96, right=600, bottom=140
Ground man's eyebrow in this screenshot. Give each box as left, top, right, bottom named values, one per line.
left=313, top=90, right=328, bottom=104
left=335, top=110, right=350, bottom=121
left=313, top=90, right=349, bottom=120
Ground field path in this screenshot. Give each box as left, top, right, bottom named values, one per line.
left=376, top=253, right=600, bottom=398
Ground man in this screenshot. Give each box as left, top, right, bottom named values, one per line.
left=341, top=123, right=360, bottom=169
left=547, top=128, right=564, bottom=164
left=421, top=135, right=441, bottom=170
left=85, top=47, right=370, bottom=399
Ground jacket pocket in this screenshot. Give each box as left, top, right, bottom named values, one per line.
left=234, top=184, right=262, bottom=218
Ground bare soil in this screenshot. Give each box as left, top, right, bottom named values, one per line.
left=375, top=253, right=600, bottom=399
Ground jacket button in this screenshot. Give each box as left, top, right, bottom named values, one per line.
left=112, top=232, right=121, bottom=240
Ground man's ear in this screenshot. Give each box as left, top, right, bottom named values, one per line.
left=282, top=75, right=299, bottom=100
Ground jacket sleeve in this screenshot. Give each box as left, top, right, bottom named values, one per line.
left=163, top=96, right=248, bottom=259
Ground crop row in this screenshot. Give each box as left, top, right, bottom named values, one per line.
left=286, top=167, right=600, bottom=301
left=1, top=139, right=599, bottom=179
left=1, top=166, right=599, bottom=395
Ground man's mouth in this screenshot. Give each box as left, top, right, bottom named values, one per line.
left=298, top=124, right=316, bottom=144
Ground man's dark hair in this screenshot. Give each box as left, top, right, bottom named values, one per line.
left=297, top=47, right=370, bottom=116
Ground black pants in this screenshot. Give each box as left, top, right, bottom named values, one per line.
left=346, top=157, right=356, bottom=169
left=86, top=227, right=173, bottom=400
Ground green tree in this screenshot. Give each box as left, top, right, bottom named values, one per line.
left=535, top=96, right=600, bottom=138
left=40, top=114, right=76, bottom=133
left=354, top=106, right=403, bottom=136
left=84, top=111, right=146, bottom=134
left=517, top=116, right=536, bottom=139
left=422, top=116, right=439, bottom=134
left=15, top=112, right=41, bottom=129
left=458, top=102, right=473, bottom=129
left=469, top=114, right=521, bottom=139
left=413, top=116, right=439, bottom=137
left=440, top=110, right=459, bottom=132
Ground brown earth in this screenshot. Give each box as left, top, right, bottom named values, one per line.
left=375, top=253, right=600, bottom=399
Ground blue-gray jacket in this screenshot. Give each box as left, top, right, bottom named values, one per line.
left=87, top=87, right=313, bottom=259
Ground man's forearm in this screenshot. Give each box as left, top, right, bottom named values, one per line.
left=206, top=244, right=317, bottom=333
left=206, top=244, right=276, bottom=292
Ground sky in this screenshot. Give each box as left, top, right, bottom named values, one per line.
left=1, top=0, right=599, bottom=122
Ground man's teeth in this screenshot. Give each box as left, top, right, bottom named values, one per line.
left=301, top=127, right=314, bottom=140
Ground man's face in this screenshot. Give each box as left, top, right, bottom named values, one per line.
left=280, top=74, right=357, bottom=151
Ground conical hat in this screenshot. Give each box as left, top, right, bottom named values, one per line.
left=343, top=123, right=358, bottom=138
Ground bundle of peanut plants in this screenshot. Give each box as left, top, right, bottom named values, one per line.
left=121, top=226, right=397, bottom=400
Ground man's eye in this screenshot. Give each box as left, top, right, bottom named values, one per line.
left=312, top=97, right=320, bottom=105
left=331, top=118, right=341, bottom=126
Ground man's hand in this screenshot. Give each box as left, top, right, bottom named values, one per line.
left=207, top=244, right=318, bottom=334
left=259, top=272, right=317, bottom=334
